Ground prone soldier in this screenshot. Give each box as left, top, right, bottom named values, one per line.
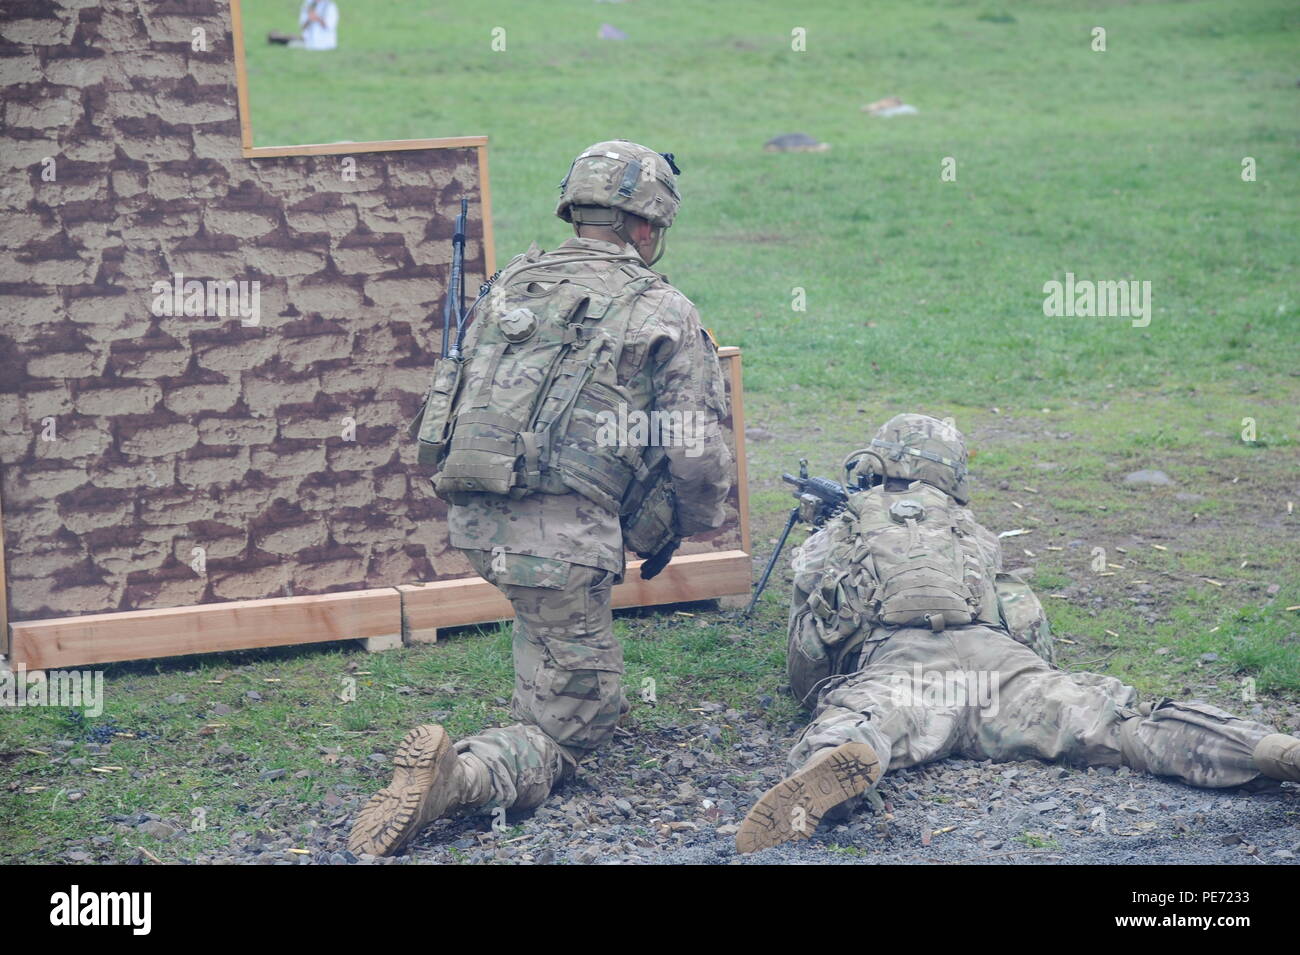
left=736, top=413, right=1300, bottom=853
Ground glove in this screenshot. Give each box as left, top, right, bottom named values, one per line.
left=639, top=538, right=681, bottom=581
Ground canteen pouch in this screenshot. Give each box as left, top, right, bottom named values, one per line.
left=411, top=357, right=463, bottom=468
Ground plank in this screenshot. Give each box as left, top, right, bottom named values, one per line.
left=476, top=143, right=497, bottom=274
left=5, top=351, right=749, bottom=667
left=244, top=137, right=488, bottom=159
left=398, top=550, right=752, bottom=636
left=9, top=588, right=402, bottom=671
left=397, top=576, right=512, bottom=634
left=228, top=0, right=254, bottom=151
left=0, top=487, right=8, bottom=657
left=718, top=348, right=751, bottom=555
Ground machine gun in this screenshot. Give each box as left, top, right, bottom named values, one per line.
left=743, top=459, right=848, bottom=616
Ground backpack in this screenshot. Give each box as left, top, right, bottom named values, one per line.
left=412, top=245, right=662, bottom=514
left=850, top=482, right=998, bottom=631
left=787, top=483, right=1059, bottom=704
left=802, top=482, right=1002, bottom=638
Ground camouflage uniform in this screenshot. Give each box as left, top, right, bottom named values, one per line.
left=784, top=420, right=1274, bottom=792
left=790, top=624, right=1272, bottom=791
left=447, top=233, right=732, bottom=811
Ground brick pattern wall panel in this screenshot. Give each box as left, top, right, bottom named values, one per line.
left=0, top=0, right=487, bottom=620
left=0, top=0, right=747, bottom=626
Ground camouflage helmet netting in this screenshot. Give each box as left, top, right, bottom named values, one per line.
left=556, top=140, right=681, bottom=230
left=849, top=413, right=971, bottom=503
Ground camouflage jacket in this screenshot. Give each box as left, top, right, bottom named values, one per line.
left=786, top=487, right=1055, bottom=705
left=447, top=237, right=733, bottom=574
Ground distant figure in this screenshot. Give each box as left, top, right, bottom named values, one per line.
left=267, top=0, right=339, bottom=51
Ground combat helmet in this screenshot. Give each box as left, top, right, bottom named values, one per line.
left=843, top=413, right=971, bottom=504
left=556, top=140, right=681, bottom=264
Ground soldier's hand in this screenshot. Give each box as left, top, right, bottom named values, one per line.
left=639, top=538, right=680, bottom=580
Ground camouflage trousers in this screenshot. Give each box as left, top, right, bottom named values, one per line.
left=453, top=549, right=628, bottom=810
left=791, top=625, right=1273, bottom=789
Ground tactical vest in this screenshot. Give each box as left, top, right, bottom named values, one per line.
left=413, top=246, right=663, bottom=516
left=820, top=482, right=1001, bottom=633
left=787, top=482, right=1054, bottom=705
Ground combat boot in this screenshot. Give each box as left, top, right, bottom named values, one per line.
left=348, top=725, right=492, bottom=857
left=1253, top=733, right=1300, bottom=783
left=735, top=742, right=881, bottom=854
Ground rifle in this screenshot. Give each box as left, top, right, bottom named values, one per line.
left=442, top=197, right=469, bottom=360
left=742, top=458, right=848, bottom=616
left=411, top=197, right=472, bottom=465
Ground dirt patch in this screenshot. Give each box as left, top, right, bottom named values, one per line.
left=177, top=706, right=1299, bottom=866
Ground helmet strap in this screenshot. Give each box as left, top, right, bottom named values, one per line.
left=570, top=205, right=663, bottom=266
left=644, top=226, right=667, bottom=266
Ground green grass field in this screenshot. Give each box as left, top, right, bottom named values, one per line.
left=2, top=0, right=1297, bottom=862
left=239, top=0, right=1298, bottom=408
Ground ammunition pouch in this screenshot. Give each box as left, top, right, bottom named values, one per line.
left=410, top=357, right=463, bottom=468
left=620, top=446, right=677, bottom=558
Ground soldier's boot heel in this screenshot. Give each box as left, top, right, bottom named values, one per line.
left=735, top=742, right=881, bottom=855
left=348, top=725, right=475, bottom=857
left=1253, top=734, right=1300, bottom=782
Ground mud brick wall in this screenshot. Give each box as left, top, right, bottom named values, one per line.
left=0, top=0, right=491, bottom=621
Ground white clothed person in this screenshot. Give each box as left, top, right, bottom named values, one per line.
left=295, top=0, right=339, bottom=50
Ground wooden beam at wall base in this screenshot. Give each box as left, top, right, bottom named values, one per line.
left=7, top=551, right=752, bottom=670
left=9, top=588, right=402, bottom=671
left=398, top=550, right=753, bottom=638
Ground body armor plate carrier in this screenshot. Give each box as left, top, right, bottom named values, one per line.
left=414, top=246, right=664, bottom=518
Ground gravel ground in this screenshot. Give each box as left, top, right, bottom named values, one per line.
left=185, top=702, right=1300, bottom=866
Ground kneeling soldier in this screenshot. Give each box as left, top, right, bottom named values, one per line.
left=350, top=142, right=732, bottom=856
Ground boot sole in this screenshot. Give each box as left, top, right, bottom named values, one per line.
left=348, top=724, right=454, bottom=857
left=736, top=742, right=881, bottom=855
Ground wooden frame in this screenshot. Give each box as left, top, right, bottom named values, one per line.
left=5, top=350, right=753, bottom=670
left=717, top=346, right=750, bottom=556
left=0, top=491, right=8, bottom=658
left=10, top=588, right=403, bottom=672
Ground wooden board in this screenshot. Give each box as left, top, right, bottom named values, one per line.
left=0, top=489, right=7, bottom=657
left=717, top=347, right=751, bottom=555
left=8, top=588, right=402, bottom=671
left=243, top=137, right=488, bottom=158
left=0, top=0, right=748, bottom=664
left=1, top=0, right=497, bottom=628
left=8, top=551, right=751, bottom=669
left=398, top=550, right=752, bottom=641
left=229, top=0, right=254, bottom=151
